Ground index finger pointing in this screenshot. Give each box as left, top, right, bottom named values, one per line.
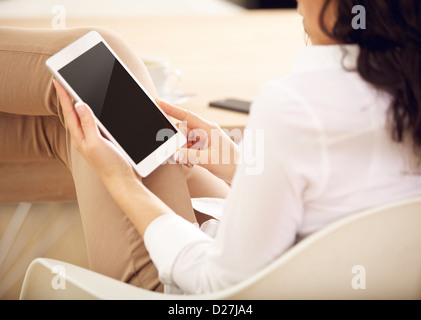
left=156, top=99, right=212, bottom=130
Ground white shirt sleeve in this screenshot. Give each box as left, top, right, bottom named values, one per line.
left=144, top=80, right=328, bottom=294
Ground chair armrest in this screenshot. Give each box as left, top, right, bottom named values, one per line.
left=20, top=258, right=166, bottom=300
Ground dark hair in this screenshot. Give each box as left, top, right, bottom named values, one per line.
left=320, top=0, right=421, bottom=156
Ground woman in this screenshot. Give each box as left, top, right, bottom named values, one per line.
left=2, top=0, right=421, bottom=294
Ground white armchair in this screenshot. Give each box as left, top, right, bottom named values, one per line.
left=20, top=196, right=421, bottom=300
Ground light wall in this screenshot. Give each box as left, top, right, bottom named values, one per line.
left=0, top=0, right=243, bottom=19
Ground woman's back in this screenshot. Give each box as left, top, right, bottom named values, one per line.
left=264, top=44, right=421, bottom=237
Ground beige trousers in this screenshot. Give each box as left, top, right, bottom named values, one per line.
left=0, top=26, right=230, bottom=291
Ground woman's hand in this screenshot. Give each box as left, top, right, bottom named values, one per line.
left=54, top=80, right=177, bottom=237
left=157, top=99, right=239, bottom=184
left=54, top=80, right=137, bottom=188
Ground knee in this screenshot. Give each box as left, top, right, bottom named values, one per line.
left=68, top=26, right=153, bottom=93
left=86, top=26, right=127, bottom=49
left=58, top=26, right=129, bottom=55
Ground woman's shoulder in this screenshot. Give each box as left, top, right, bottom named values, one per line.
left=250, top=68, right=389, bottom=136
left=258, top=65, right=383, bottom=115
left=264, top=66, right=361, bottom=96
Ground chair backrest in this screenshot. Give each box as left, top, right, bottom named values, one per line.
left=213, top=196, right=421, bottom=299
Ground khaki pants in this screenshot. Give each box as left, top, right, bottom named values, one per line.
left=0, top=26, right=229, bottom=291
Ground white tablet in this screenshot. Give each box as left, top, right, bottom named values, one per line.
left=46, top=31, right=187, bottom=178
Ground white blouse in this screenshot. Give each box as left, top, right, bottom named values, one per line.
left=144, top=44, right=421, bottom=294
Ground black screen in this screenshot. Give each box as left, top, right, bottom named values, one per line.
left=59, top=42, right=176, bottom=164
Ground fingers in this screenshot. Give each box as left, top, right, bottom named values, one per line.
left=176, top=119, right=190, bottom=138
left=156, top=98, right=213, bottom=130
left=173, top=147, right=210, bottom=169
left=53, top=79, right=101, bottom=151
left=53, top=80, right=85, bottom=144
left=74, top=102, right=101, bottom=144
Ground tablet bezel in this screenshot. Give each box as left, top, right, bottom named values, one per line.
left=46, top=31, right=186, bottom=178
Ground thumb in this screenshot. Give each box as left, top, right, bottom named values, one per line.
left=75, top=102, right=100, bottom=142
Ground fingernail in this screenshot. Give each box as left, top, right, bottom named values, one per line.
left=160, top=99, right=172, bottom=106
left=74, top=102, right=86, bottom=116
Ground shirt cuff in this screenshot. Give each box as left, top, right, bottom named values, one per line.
left=143, top=213, right=212, bottom=287
left=191, top=197, right=225, bottom=220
